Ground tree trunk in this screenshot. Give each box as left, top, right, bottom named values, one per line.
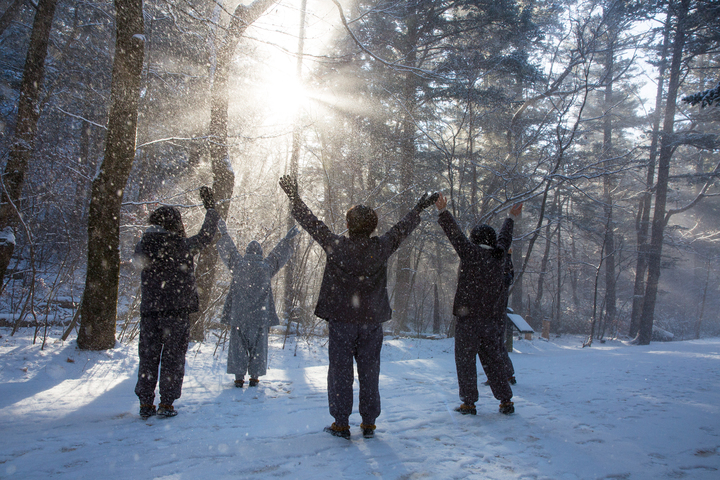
left=629, top=12, right=671, bottom=338
left=0, top=0, right=58, bottom=288
left=531, top=220, right=555, bottom=330
left=602, top=42, right=617, bottom=338
left=0, top=0, right=26, bottom=36
left=189, top=0, right=278, bottom=341
left=637, top=0, right=689, bottom=346
left=77, top=0, right=145, bottom=350
left=393, top=13, right=420, bottom=334
left=281, top=0, right=307, bottom=338
left=694, top=259, right=710, bottom=339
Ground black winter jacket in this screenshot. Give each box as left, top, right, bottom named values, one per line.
left=134, top=208, right=219, bottom=314
left=291, top=200, right=421, bottom=324
left=438, top=210, right=513, bottom=324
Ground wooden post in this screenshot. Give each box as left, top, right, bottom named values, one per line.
left=542, top=318, right=551, bottom=340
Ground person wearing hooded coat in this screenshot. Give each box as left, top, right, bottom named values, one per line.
left=435, top=192, right=522, bottom=416
left=133, top=187, right=219, bottom=419
left=216, top=220, right=299, bottom=387
left=279, top=174, right=438, bottom=440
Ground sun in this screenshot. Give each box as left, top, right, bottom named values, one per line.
left=263, top=72, right=312, bottom=126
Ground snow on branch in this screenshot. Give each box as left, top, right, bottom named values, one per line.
left=682, top=81, right=720, bottom=108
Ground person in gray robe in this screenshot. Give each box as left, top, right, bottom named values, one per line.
left=217, top=221, right=299, bottom=387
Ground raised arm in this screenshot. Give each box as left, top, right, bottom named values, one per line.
left=435, top=193, right=471, bottom=257
left=187, top=207, right=220, bottom=255
left=215, top=219, right=240, bottom=268
left=380, top=192, right=437, bottom=255
left=280, top=175, right=336, bottom=250
left=497, top=203, right=522, bottom=252
left=264, top=226, right=299, bottom=276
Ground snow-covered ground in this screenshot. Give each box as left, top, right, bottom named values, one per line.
left=1, top=328, right=719, bottom=480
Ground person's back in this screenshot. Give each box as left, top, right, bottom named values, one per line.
left=280, top=174, right=437, bottom=438
left=452, top=235, right=508, bottom=321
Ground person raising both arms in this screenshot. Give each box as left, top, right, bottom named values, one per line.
left=133, top=187, right=219, bottom=419
left=435, top=192, right=522, bottom=416
left=280, top=174, right=438, bottom=439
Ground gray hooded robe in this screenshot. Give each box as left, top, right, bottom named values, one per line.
left=217, top=228, right=295, bottom=378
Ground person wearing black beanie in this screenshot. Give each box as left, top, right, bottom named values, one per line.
left=435, top=193, right=522, bottom=416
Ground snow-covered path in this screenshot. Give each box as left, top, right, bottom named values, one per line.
left=1, top=329, right=719, bottom=479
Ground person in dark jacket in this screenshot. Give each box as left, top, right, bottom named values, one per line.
left=133, top=187, right=219, bottom=419
left=483, top=250, right=516, bottom=386
left=435, top=192, right=522, bottom=415
left=217, top=220, right=299, bottom=387
left=280, top=174, right=437, bottom=439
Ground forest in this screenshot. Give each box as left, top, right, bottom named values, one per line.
left=1, top=0, right=719, bottom=350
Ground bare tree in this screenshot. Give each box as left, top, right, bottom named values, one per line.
left=0, top=0, right=58, bottom=287
left=189, top=0, right=279, bottom=341
left=77, top=0, right=145, bottom=350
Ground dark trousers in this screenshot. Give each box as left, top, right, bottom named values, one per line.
left=135, top=312, right=190, bottom=406
left=499, top=319, right=515, bottom=378
left=327, top=321, right=383, bottom=426
left=455, top=319, right=513, bottom=405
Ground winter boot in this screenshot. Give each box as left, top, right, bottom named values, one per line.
left=234, top=378, right=244, bottom=388
left=455, top=403, right=477, bottom=415
left=323, top=422, right=351, bottom=439
left=249, top=378, right=259, bottom=387
left=139, top=404, right=156, bottom=419
left=157, top=403, right=178, bottom=418
left=360, top=423, right=376, bottom=439
left=499, top=401, right=515, bottom=415
left=508, top=376, right=517, bottom=385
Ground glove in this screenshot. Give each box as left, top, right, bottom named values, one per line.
left=286, top=225, right=300, bottom=239
left=218, top=219, right=228, bottom=236
left=199, top=186, right=215, bottom=210
left=413, top=192, right=440, bottom=212
left=279, top=175, right=300, bottom=204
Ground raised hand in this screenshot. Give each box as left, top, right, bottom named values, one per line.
left=218, top=218, right=229, bottom=236
left=286, top=225, right=300, bottom=239
left=414, top=192, right=440, bottom=212
left=199, top=186, right=215, bottom=210
left=435, top=192, right=448, bottom=211
left=279, top=175, right=300, bottom=203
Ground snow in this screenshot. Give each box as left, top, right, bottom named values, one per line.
left=1, top=329, right=719, bottom=479
left=0, top=226, right=15, bottom=247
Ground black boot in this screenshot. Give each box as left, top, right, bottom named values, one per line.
left=499, top=401, right=514, bottom=415
left=323, top=422, right=351, bottom=439
left=360, top=423, right=376, bottom=439
left=139, top=404, right=156, bottom=419
left=455, top=403, right=477, bottom=415
left=157, top=403, right=178, bottom=418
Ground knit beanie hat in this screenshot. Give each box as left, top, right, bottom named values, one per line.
left=148, top=206, right=185, bottom=237
left=246, top=241, right=263, bottom=256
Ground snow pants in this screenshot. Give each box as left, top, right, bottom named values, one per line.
left=455, top=318, right=513, bottom=406
left=327, top=321, right=383, bottom=427
left=135, top=311, right=190, bottom=406
left=227, top=324, right=269, bottom=379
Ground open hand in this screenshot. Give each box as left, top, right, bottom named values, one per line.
left=509, top=202, right=523, bottom=218
left=435, top=192, right=448, bottom=211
